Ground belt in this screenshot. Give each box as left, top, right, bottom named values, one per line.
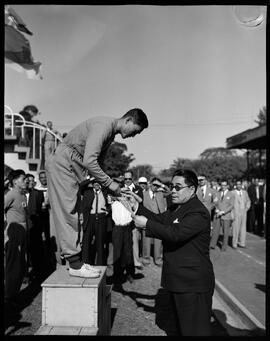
left=62, top=143, right=87, bottom=180
left=90, top=213, right=106, bottom=216
left=63, top=143, right=84, bottom=160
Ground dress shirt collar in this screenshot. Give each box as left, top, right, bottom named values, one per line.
left=200, top=185, right=206, bottom=195
left=125, top=183, right=135, bottom=191
left=149, top=189, right=155, bottom=199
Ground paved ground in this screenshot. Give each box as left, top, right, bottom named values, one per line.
left=210, top=232, right=266, bottom=327
left=4, top=232, right=265, bottom=336
left=4, top=260, right=227, bottom=336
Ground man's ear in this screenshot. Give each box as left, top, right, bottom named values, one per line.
left=125, top=116, right=133, bottom=124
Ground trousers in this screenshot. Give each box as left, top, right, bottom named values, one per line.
left=46, top=143, right=86, bottom=258
left=4, top=223, right=27, bottom=301
left=210, top=218, right=231, bottom=249
left=232, top=209, right=247, bottom=247
left=171, top=289, right=214, bottom=336
left=112, top=225, right=135, bottom=277
left=82, top=213, right=108, bottom=265
left=142, top=230, right=162, bottom=263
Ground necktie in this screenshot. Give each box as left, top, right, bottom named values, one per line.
left=221, top=191, right=224, bottom=200
left=239, top=191, right=242, bottom=197
left=201, top=188, right=204, bottom=198
left=95, top=191, right=99, bottom=215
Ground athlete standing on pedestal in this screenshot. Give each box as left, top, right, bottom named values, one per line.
left=45, top=108, right=148, bottom=278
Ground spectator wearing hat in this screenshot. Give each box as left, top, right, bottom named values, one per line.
left=138, top=176, right=148, bottom=192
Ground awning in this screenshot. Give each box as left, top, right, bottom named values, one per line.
left=226, top=124, right=266, bottom=150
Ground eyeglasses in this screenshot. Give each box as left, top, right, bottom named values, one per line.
left=169, top=184, right=190, bottom=191
left=152, top=183, right=160, bottom=187
left=124, top=178, right=132, bottom=180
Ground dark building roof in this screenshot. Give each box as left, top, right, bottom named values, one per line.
left=226, top=124, right=266, bottom=150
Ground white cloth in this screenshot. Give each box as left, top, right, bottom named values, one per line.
left=111, top=201, right=132, bottom=226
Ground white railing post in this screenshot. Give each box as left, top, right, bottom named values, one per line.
left=33, top=126, right=36, bottom=159
left=11, top=116, right=14, bottom=136
left=40, top=129, right=42, bottom=160
left=4, top=109, right=63, bottom=164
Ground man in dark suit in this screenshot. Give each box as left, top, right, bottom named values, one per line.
left=247, top=179, right=257, bottom=233
left=247, top=178, right=265, bottom=236
left=131, top=169, right=215, bottom=336
left=25, top=173, right=45, bottom=282
left=79, top=178, right=111, bottom=266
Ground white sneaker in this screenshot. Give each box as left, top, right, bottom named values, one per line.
left=84, top=263, right=101, bottom=273
left=69, top=264, right=100, bottom=278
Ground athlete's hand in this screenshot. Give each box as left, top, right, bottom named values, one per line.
left=108, top=181, right=121, bottom=195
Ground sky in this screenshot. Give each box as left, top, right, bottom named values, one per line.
left=5, top=5, right=266, bottom=172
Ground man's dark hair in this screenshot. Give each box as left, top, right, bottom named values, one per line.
left=25, top=173, right=35, bottom=179
left=122, top=108, right=149, bottom=129
left=172, top=169, right=198, bottom=192
left=39, top=170, right=46, bottom=178
left=150, top=177, right=162, bottom=183
left=19, top=110, right=32, bottom=121
left=23, top=105, right=39, bottom=114
left=10, top=169, right=25, bottom=184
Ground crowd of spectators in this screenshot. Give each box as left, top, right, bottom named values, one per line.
left=3, top=161, right=266, bottom=314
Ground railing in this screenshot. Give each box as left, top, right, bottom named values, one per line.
left=4, top=105, right=62, bottom=165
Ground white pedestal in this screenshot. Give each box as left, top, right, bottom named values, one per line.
left=35, top=265, right=111, bottom=335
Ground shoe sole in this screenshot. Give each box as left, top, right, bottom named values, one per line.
left=69, top=271, right=100, bottom=278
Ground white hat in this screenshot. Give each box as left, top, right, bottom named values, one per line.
left=138, top=176, right=147, bottom=183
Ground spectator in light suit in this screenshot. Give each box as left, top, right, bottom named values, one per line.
left=197, top=174, right=217, bottom=215
left=210, top=180, right=234, bottom=251
left=141, top=177, right=167, bottom=267
left=231, top=180, right=251, bottom=249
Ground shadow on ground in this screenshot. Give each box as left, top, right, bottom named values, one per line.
left=110, top=285, right=265, bottom=336
left=4, top=280, right=42, bottom=335
left=254, top=283, right=266, bottom=293
left=213, top=309, right=265, bottom=336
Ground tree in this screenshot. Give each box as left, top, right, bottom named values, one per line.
left=200, top=147, right=237, bottom=160
left=254, top=106, right=266, bottom=126
left=130, top=164, right=155, bottom=181
left=159, top=150, right=247, bottom=183
left=170, top=158, right=194, bottom=170
left=102, top=142, right=135, bottom=177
